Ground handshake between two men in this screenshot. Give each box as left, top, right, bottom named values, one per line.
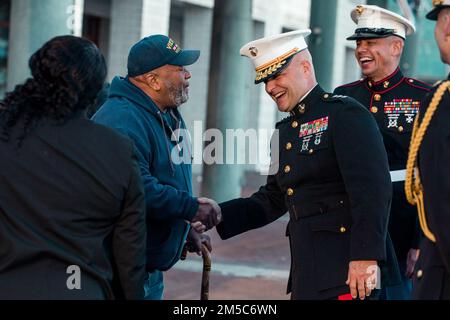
left=191, top=197, right=222, bottom=232
left=184, top=197, right=222, bottom=256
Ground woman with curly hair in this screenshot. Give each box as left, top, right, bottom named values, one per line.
left=0, top=35, right=146, bottom=299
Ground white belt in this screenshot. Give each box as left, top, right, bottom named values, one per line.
left=390, top=169, right=406, bottom=183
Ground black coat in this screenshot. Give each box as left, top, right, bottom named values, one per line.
left=0, top=113, right=146, bottom=299
left=217, top=85, right=398, bottom=299
left=412, top=75, right=450, bottom=299
left=334, top=68, right=431, bottom=261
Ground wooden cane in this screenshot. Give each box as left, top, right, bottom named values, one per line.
left=180, top=243, right=211, bottom=300
left=200, top=244, right=211, bottom=300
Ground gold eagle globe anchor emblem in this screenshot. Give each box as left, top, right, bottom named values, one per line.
left=249, top=47, right=258, bottom=57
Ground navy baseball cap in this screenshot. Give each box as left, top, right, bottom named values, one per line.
left=127, top=35, right=200, bottom=77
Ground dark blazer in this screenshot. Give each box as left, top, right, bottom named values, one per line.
left=334, top=68, right=431, bottom=261
left=0, top=113, right=146, bottom=299
left=217, top=85, right=397, bottom=300
left=413, top=75, right=450, bottom=299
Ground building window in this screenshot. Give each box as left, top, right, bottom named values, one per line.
left=169, top=0, right=184, bottom=44
left=82, top=0, right=111, bottom=64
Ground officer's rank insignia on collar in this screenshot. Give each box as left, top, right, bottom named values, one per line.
left=384, top=99, right=420, bottom=128
left=298, top=117, right=329, bottom=152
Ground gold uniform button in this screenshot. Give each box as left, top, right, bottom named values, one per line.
left=292, top=121, right=298, bottom=128
left=409, top=79, right=414, bottom=83
left=340, top=227, right=347, bottom=233
left=286, top=142, right=292, bottom=150
left=323, top=93, right=329, bottom=99
left=308, top=149, right=314, bottom=154
left=284, top=165, right=291, bottom=173
left=398, top=126, right=404, bottom=132
left=371, top=106, right=378, bottom=114
left=374, top=94, right=381, bottom=101
left=417, top=270, right=423, bottom=279
left=287, top=188, right=294, bottom=196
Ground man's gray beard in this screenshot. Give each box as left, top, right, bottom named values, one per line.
left=165, top=79, right=188, bottom=107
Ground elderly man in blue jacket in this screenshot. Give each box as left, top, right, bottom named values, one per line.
left=92, top=35, right=220, bottom=300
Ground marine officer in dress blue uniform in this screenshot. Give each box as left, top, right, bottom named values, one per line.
left=213, top=29, right=399, bottom=300
left=334, top=5, right=432, bottom=300
left=405, top=0, right=450, bottom=300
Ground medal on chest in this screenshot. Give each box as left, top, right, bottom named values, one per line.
left=384, top=99, right=420, bottom=128
left=298, top=116, right=329, bottom=151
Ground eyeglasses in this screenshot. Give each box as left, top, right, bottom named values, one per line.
left=355, top=28, right=396, bottom=36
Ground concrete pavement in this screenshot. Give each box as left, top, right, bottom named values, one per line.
left=164, top=215, right=291, bottom=300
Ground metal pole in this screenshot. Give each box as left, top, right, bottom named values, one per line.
left=7, top=0, right=75, bottom=91
left=308, top=0, right=339, bottom=92
left=202, top=0, right=253, bottom=202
